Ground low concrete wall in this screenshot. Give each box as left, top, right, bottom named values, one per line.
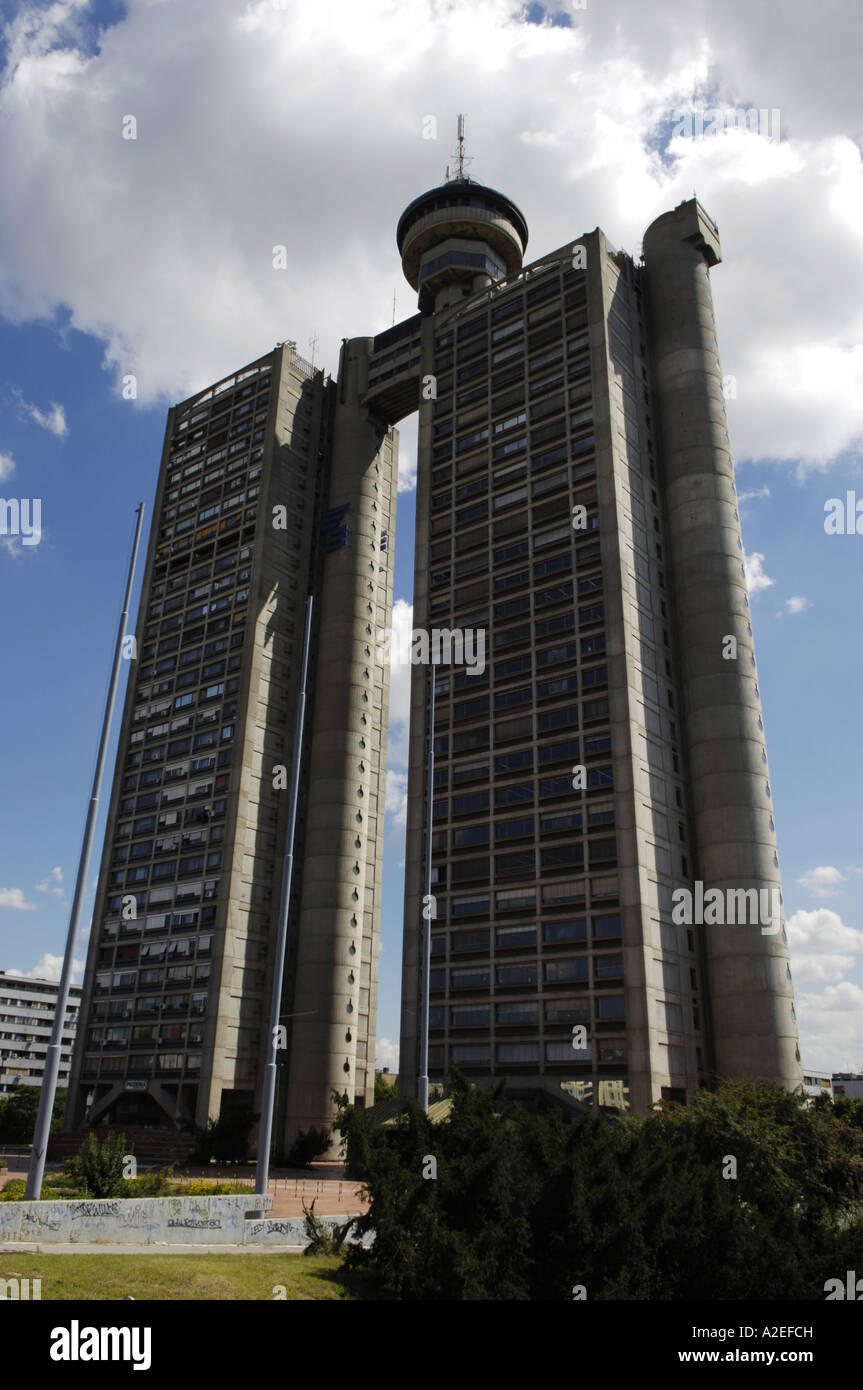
left=243, top=1216, right=373, bottom=1247
left=0, top=1195, right=272, bottom=1245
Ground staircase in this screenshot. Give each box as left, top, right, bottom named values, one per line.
left=48, top=1126, right=200, bottom=1166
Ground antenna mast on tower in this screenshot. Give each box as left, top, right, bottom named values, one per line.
left=445, top=113, right=473, bottom=183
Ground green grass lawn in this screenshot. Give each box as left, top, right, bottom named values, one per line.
left=0, top=1252, right=384, bottom=1301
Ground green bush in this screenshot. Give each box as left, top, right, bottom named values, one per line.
left=284, top=1126, right=330, bottom=1169
left=0, top=1086, right=66, bottom=1142
left=65, top=1131, right=131, bottom=1199
left=337, top=1071, right=863, bottom=1301
left=125, top=1165, right=175, bottom=1197
left=0, top=1180, right=26, bottom=1202
left=195, top=1105, right=258, bottom=1163
left=173, top=1179, right=251, bottom=1195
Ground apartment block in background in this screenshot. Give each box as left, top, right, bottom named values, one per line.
left=0, top=972, right=81, bottom=1095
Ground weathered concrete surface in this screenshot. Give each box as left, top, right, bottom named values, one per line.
left=243, top=1216, right=373, bottom=1246
left=0, top=1195, right=271, bottom=1245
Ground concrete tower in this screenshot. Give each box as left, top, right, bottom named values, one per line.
left=642, top=200, right=801, bottom=1087
left=391, top=171, right=801, bottom=1110
left=281, top=338, right=397, bottom=1139
left=397, top=177, right=528, bottom=312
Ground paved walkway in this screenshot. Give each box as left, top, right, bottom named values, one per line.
left=0, top=1163, right=369, bottom=1219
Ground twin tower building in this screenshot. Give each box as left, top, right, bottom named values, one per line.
left=66, top=167, right=802, bottom=1151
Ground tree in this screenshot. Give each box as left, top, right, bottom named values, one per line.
left=195, top=1103, right=258, bottom=1163
left=374, top=1072, right=397, bottom=1104
left=64, top=1131, right=130, bottom=1198
left=283, top=1126, right=330, bottom=1169
left=336, top=1075, right=863, bottom=1301
left=0, top=1086, right=67, bottom=1143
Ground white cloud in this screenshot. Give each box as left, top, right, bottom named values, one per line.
left=36, top=865, right=65, bottom=898
left=782, top=596, right=811, bottom=615
left=796, top=981, right=863, bottom=1075
left=744, top=550, right=774, bottom=595
left=6, top=953, right=85, bottom=984
left=0, top=451, right=15, bottom=482
left=737, top=485, right=771, bottom=504
left=385, top=598, right=414, bottom=771
left=385, top=768, right=408, bottom=829
left=11, top=389, right=68, bottom=437
left=0, top=0, right=858, bottom=479
left=787, top=906, right=863, bottom=983
left=375, top=1036, right=400, bottom=1072
left=396, top=429, right=417, bottom=494
left=796, top=865, right=846, bottom=897
left=0, top=886, right=37, bottom=910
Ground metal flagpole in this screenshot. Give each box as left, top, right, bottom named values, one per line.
left=254, top=594, right=314, bottom=1203
left=418, top=661, right=436, bottom=1113
left=26, top=504, right=146, bottom=1200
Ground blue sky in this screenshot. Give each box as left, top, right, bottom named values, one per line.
left=1, top=0, right=862, bottom=1077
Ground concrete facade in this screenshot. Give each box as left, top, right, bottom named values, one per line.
left=66, top=173, right=802, bottom=1150
left=390, top=182, right=801, bottom=1109
left=67, top=343, right=396, bottom=1156
left=643, top=201, right=800, bottom=1087
left=0, top=973, right=82, bottom=1094
left=0, top=1194, right=271, bottom=1245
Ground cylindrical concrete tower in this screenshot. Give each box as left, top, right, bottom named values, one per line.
left=643, top=199, right=801, bottom=1089
left=397, top=177, right=528, bottom=312
left=282, top=338, right=396, bottom=1146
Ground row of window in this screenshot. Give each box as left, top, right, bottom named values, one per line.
left=88, top=1024, right=205, bottom=1047
left=430, top=917, right=620, bottom=953
left=81, top=1052, right=203, bottom=1075
left=445, top=875, right=619, bottom=920
left=94, top=964, right=212, bottom=991
left=170, top=371, right=271, bottom=453
left=429, top=1042, right=626, bottom=1066
left=102, top=877, right=219, bottom=919
left=89, top=992, right=208, bottom=1020
left=431, top=840, right=617, bottom=887
left=433, top=767, right=613, bottom=821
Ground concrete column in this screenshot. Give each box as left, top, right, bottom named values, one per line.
left=643, top=200, right=801, bottom=1089
left=282, top=338, right=396, bottom=1145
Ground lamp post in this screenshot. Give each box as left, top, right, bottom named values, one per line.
left=25, top=505, right=145, bottom=1200
left=418, top=661, right=436, bottom=1113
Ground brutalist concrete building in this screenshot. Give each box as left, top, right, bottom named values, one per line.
left=68, top=170, right=801, bottom=1151
left=67, top=344, right=397, bottom=1149
left=389, top=181, right=802, bottom=1112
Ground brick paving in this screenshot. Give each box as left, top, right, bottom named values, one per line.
left=0, top=1161, right=369, bottom=1217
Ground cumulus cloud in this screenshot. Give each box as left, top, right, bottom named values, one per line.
left=396, top=433, right=417, bottom=494
left=744, top=550, right=774, bottom=595
left=0, top=0, right=859, bottom=481
left=0, top=886, right=37, bottom=910
left=385, top=768, right=408, bottom=829
left=375, top=1036, right=400, bottom=1072
left=737, top=485, right=771, bottom=504
left=781, top=596, right=811, bottom=615
left=6, top=952, right=85, bottom=983
left=36, top=865, right=65, bottom=898
left=385, top=598, right=415, bottom=770
left=796, top=981, right=863, bottom=1074
left=796, top=865, right=846, bottom=897
left=0, top=451, right=14, bottom=481
left=786, top=906, right=863, bottom=983
left=11, top=388, right=68, bottom=437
